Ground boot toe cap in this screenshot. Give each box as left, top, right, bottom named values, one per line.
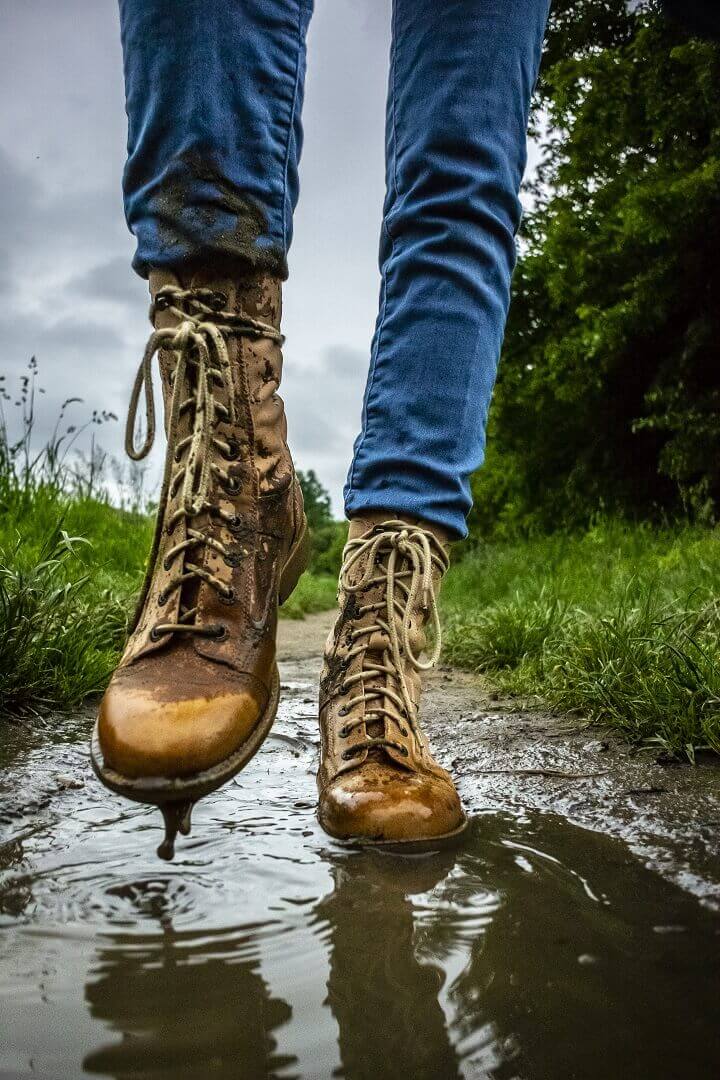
left=319, top=766, right=465, bottom=844
left=98, top=680, right=266, bottom=780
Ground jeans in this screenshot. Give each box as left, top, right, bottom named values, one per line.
left=119, top=0, right=550, bottom=538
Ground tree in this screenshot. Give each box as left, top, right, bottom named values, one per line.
left=470, top=0, right=720, bottom=536
left=296, top=468, right=347, bottom=574
left=297, top=468, right=333, bottom=531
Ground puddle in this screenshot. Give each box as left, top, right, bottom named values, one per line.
left=1, top=677, right=719, bottom=1079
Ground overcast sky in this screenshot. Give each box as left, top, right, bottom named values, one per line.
left=1, top=0, right=538, bottom=513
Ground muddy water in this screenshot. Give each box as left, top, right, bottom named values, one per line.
left=1, top=674, right=720, bottom=1079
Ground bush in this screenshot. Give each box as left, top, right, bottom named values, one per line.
left=443, top=521, right=720, bottom=759
left=470, top=3, right=720, bottom=537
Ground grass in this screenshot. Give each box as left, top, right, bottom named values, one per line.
left=4, top=364, right=719, bottom=757
left=281, top=572, right=338, bottom=619
left=443, top=521, right=720, bottom=760
left=0, top=362, right=337, bottom=719
left=0, top=523, right=134, bottom=715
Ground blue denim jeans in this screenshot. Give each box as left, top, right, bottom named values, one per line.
left=119, top=0, right=550, bottom=538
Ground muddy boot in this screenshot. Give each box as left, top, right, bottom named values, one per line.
left=91, top=270, right=309, bottom=856
left=317, top=515, right=466, bottom=847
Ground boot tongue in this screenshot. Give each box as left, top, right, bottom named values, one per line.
left=146, top=273, right=235, bottom=632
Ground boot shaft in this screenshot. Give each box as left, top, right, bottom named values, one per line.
left=148, top=268, right=291, bottom=497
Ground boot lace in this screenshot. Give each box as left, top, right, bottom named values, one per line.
left=125, top=284, right=282, bottom=641
left=335, top=521, right=449, bottom=762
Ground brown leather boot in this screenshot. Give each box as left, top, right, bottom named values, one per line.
left=91, top=269, right=309, bottom=855
left=317, top=515, right=467, bottom=847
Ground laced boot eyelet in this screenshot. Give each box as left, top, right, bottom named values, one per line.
left=224, top=474, right=242, bottom=494
left=157, top=590, right=167, bottom=607
left=222, top=438, right=241, bottom=461
left=223, top=549, right=245, bottom=568
left=210, top=624, right=228, bottom=641
left=400, top=747, right=409, bottom=757
left=338, top=707, right=348, bottom=718
left=210, top=291, right=227, bottom=311
left=149, top=626, right=163, bottom=642
left=155, top=293, right=170, bottom=311
left=220, top=587, right=236, bottom=605
left=341, top=750, right=354, bottom=762
left=339, top=725, right=350, bottom=738
left=400, top=727, right=409, bottom=737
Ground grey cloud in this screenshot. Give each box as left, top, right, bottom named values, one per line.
left=283, top=342, right=368, bottom=507
left=35, top=318, right=126, bottom=354
left=0, top=249, right=11, bottom=297
left=0, top=146, right=41, bottom=249
left=319, top=344, right=369, bottom=379
left=68, top=256, right=149, bottom=310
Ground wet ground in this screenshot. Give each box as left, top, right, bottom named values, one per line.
left=1, top=612, right=719, bottom=1079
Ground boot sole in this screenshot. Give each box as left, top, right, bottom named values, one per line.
left=320, top=812, right=469, bottom=854
left=90, top=519, right=311, bottom=807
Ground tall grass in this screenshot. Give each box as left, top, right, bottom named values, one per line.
left=443, top=522, right=720, bottom=759
left=0, top=362, right=334, bottom=719
left=0, top=527, right=130, bottom=714
left=0, top=362, right=152, bottom=716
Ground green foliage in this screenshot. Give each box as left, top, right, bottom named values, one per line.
left=297, top=467, right=347, bottom=576
left=310, top=519, right=348, bottom=577
left=471, top=1, right=720, bottom=536
left=0, top=370, right=152, bottom=716
left=0, top=526, right=129, bottom=714
left=443, top=521, right=720, bottom=758
left=0, top=370, right=338, bottom=719
left=297, top=468, right=333, bottom=530
left=279, top=572, right=338, bottom=620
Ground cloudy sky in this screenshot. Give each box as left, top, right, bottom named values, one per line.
left=1, top=0, right=537, bottom=513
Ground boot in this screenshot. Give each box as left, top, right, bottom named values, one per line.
left=91, top=269, right=309, bottom=854
left=317, top=515, right=466, bottom=847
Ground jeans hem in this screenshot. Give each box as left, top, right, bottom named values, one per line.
left=131, top=245, right=289, bottom=282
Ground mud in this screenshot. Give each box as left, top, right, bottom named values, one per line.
left=150, top=150, right=287, bottom=280
left=283, top=612, right=720, bottom=907
left=1, top=610, right=719, bottom=1078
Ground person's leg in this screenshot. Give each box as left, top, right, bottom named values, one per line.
left=94, top=1, right=314, bottom=851
left=119, top=0, right=313, bottom=280
left=345, top=0, right=551, bottom=540
left=318, top=0, right=551, bottom=846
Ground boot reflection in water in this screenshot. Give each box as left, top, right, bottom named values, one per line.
left=315, top=849, right=461, bottom=1080
left=104, top=0, right=551, bottom=846
left=83, top=919, right=294, bottom=1076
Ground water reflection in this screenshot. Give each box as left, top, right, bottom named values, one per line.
left=2, top=706, right=719, bottom=1079
left=83, top=923, right=294, bottom=1078
left=56, top=815, right=720, bottom=1080
left=315, top=850, right=462, bottom=1080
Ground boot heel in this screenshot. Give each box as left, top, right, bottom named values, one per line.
left=279, top=521, right=311, bottom=605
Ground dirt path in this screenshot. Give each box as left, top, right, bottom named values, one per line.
left=279, top=611, right=720, bottom=907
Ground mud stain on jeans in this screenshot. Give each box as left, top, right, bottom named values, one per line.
left=153, top=149, right=287, bottom=279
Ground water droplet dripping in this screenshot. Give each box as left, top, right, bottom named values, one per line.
left=157, top=801, right=193, bottom=860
